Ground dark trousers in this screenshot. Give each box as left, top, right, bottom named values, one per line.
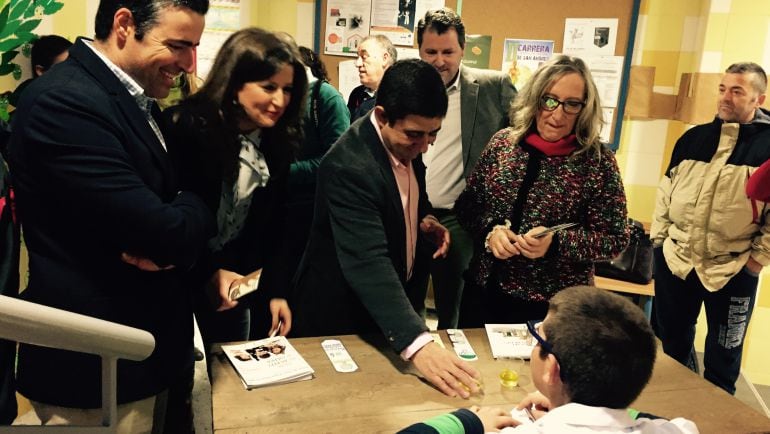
left=430, top=211, right=474, bottom=329
left=653, top=247, right=758, bottom=395
left=194, top=294, right=250, bottom=352
left=458, top=280, right=549, bottom=328
left=0, top=338, right=15, bottom=425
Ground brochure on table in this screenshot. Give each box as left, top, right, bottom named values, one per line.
left=484, top=323, right=536, bottom=359
left=222, top=336, right=314, bottom=389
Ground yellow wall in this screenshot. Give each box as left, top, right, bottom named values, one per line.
left=51, top=1, right=87, bottom=41
left=251, top=0, right=297, bottom=33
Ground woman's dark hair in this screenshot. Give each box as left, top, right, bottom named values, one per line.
left=185, top=27, right=307, bottom=180
left=299, top=46, right=328, bottom=81
left=30, top=35, right=72, bottom=77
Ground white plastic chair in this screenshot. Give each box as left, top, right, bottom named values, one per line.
left=0, top=294, right=154, bottom=433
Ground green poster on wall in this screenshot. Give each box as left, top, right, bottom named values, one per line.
left=462, top=34, right=491, bottom=69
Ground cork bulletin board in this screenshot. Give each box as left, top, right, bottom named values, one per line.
left=315, top=0, right=641, bottom=147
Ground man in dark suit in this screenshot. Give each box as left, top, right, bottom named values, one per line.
left=417, top=8, right=517, bottom=329
left=292, top=59, right=481, bottom=399
left=8, top=0, right=213, bottom=429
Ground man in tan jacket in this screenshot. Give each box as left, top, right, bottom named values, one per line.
left=651, top=62, right=770, bottom=395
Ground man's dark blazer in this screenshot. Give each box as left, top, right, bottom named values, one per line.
left=8, top=38, right=214, bottom=408
left=290, top=116, right=431, bottom=352
left=459, top=66, right=517, bottom=179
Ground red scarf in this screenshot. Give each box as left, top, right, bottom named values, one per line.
left=524, top=132, right=577, bottom=156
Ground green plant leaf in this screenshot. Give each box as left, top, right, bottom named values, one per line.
left=1, top=49, right=18, bottom=64
left=14, top=31, right=35, bottom=42
left=9, top=0, right=29, bottom=21
left=12, top=63, right=20, bottom=79
left=0, top=37, right=22, bottom=52
left=23, top=2, right=36, bottom=19
left=16, top=18, right=40, bottom=34
left=0, top=18, right=20, bottom=39
left=44, top=2, right=63, bottom=14
left=0, top=3, right=10, bottom=31
left=0, top=63, right=15, bottom=75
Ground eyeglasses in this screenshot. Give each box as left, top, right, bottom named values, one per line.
left=527, top=320, right=567, bottom=381
left=526, top=320, right=560, bottom=364
left=539, top=95, right=585, bottom=114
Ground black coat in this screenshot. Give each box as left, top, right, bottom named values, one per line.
left=8, top=38, right=214, bottom=407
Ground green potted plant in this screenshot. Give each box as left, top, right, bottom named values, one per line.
left=0, top=0, right=64, bottom=120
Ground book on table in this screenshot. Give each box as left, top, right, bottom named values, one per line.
left=222, top=336, right=314, bottom=389
left=484, top=323, right=536, bottom=359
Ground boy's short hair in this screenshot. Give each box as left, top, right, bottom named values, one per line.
left=541, top=286, right=656, bottom=408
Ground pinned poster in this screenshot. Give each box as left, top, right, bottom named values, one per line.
left=325, top=0, right=372, bottom=56
left=370, top=0, right=445, bottom=46
left=462, top=35, right=492, bottom=69
left=501, top=39, right=554, bottom=90
left=197, top=0, right=241, bottom=79
left=562, top=18, right=618, bottom=56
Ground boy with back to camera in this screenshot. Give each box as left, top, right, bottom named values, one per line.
left=399, top=286, right=698, bottom=433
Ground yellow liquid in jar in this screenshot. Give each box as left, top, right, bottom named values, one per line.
left=499, top=368, right=519, bottom=388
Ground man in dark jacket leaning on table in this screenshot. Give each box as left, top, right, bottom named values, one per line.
left=291, top=59, right=481, bottom=399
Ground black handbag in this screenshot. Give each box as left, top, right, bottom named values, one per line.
left=594, top=218, right=653, bottom=284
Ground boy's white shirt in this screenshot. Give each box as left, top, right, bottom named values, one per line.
left=498, top=403, right=698, bottom=434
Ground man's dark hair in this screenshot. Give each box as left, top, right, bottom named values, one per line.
left=416, top=7, right=465, bottom=49
left=375, top=59, right=447, bottom=124
left=540, top=286, right=656, bottom=408
left=30, top=35, right=72, bottom=77
left=95, top=0, right=209, bottom=41
left=725, top=62, right=767, bottom=95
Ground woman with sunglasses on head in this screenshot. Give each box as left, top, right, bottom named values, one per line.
left=164, top=28, right=307, bottom=352
left=455, top=55, right=629, bottom=326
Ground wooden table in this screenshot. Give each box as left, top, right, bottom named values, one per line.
left=211, top=330, right=770, bottom=433
left=594, top=275, right=655, bottom=319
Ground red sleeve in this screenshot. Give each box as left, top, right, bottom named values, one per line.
left=747, top=159, right=770, bottom=202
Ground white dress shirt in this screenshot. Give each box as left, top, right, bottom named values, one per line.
left=501, top=403, right=699, bottom=434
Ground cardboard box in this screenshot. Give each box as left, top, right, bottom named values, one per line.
left=649, top=93, right=677, bottom=119
left=674, top=72, right=722, bottom=125
left=625, top=66, right=655, bottom=118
